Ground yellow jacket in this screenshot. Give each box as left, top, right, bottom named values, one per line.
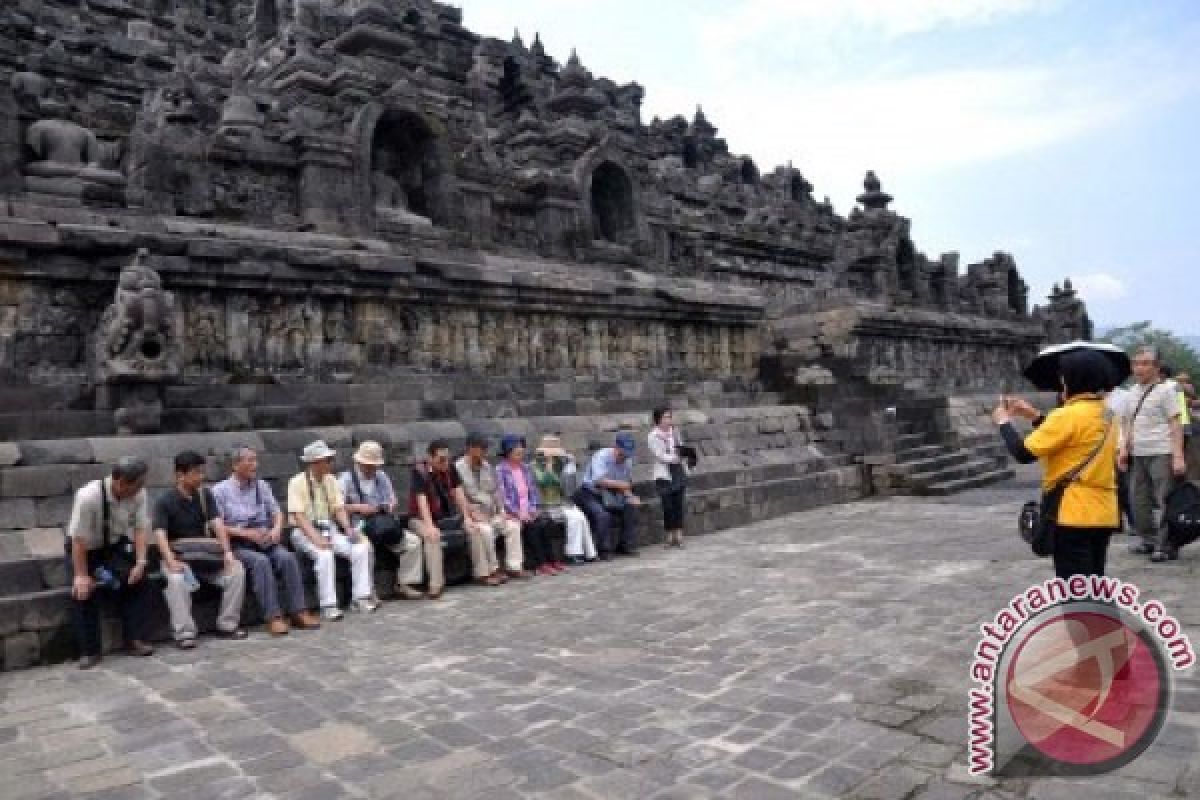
left=1024, top=396, right=1118, bottom=529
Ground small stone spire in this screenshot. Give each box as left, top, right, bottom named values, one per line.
left=512, top=28, right=524, bottom=48
left=856, top=170, right=893, bottom=211
left=531, top=32, right=545, bottom=57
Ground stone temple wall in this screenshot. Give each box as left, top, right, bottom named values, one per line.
left=0, top=0, right=1091, bottom=437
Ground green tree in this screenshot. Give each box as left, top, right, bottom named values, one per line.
left=1101, top=321, right=1200, bottom=379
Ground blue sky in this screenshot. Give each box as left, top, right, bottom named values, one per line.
left=462, top=0, right=1200, bottom=333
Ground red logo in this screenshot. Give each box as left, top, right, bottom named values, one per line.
left=1005, top=611, right=1170, bottom=770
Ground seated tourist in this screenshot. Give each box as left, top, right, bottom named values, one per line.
left=287, top=440, right=378, bottom=619
left=406, top=440, right=463, bottom=600
left=455, top=432, right=529, bottom=586
left=496, top=435, right=567, bottom=576
left=65, top=457, right=156, bottom=669
left=533, top=436, right=596, bottom=565
left=153, top=451, right=248, bottom=649
left=213, top=445, right=321, bottom=636
left=339, top=441, right=427, bottom=600
left=573, top=431, right=642, bottom=560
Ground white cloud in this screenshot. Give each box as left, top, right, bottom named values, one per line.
left=699, top=0, right=1048, bottom=45
left=1069, top=273, right=1129, bottom=302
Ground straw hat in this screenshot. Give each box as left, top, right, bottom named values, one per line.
left=535, top=435, right=568, bottom=459
left=353, top=441, right=386, bottom=467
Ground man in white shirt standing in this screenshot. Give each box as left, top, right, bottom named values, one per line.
left=1120, top=347, right=1187, bottom=562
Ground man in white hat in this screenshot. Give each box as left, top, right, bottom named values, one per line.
left=287, top=440, right=378, bottom=619
left=339, top=441, right=427, bottom=600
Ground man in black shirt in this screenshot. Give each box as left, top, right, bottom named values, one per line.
left=153, top=451, right=247, bottom=648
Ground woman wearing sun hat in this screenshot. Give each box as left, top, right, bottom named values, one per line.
left=532, top=435, right=597, bottom=564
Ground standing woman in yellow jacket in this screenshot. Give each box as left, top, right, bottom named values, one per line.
left=993, top=350, right=1119, bottom=579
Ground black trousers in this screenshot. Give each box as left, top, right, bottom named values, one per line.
left=656, top=480, right=686, bottom=530
left=65, top=549, right=155, bottom=657
left=1053, top=527, right=1113, bottom=580
left=521, top=516, right=565, bottom=569
left=1117, top=470, right=1134, bottom=530
left=574, top=489, right=639, bottom=554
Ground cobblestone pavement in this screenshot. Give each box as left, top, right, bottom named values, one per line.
left=2, top=475, right=1198, bottom=800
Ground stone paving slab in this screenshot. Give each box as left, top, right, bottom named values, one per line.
left=0, top=475, right=1197, bottom=799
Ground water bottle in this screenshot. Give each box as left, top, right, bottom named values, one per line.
left=92, top=566, right=119, bottom=590
left=182, top=565, right=201, bottom=593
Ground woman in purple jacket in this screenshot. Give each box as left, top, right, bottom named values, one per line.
left=496, top=435, right=567, bottom=576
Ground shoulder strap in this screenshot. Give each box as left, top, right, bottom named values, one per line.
left=350, top=467, right=366, bottom=503
left=100, top=479, right=111, bottom=550
left=1057, top=414, right=1114, bottom=490
left=1130, top=382, right=1160, bottom=424
left=197, top=487, right=212, bottom=537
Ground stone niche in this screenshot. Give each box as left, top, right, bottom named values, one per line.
left=588, top=161, right=637, bottom=244
left=367, top=108, right=453, bottom=230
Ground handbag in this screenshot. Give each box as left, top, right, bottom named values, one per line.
left=678, top=445, right=699, bottom=470
left=350, top=468, right=406, bottom=549
left=172, top=489, right=227, bottom=569
left=600, top=488, right=627, bottom=512
left=1020, top=416, right=1113, bottom=558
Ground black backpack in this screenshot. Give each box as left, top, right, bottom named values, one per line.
left=1165, top=481, right=1200, bottom=549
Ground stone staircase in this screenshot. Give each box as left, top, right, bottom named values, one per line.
left=881, top=423, right=1014, bottom=496
left=0, top=399, right=865, bottom=670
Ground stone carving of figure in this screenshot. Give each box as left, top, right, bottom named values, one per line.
left=263, top=297, right=287, bottom=370
left=187, top=291, right=226, bottom=371
left=284, top=301, right=308, bottom=368
left=227, top=294, right=256, bottom=367
left=478, top=314, right=498, bottom=370
left=95, top=249, right=179, bottom=381
left=303, top=297, right=323, bottom=368
left=372, top=144, right=433, bottom=227
left=464, top=311, right=485, bottom=371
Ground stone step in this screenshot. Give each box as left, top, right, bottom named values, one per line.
left=913, top=467, right=1017, bottom=496
left=889, top=450, right=970, bottom=477
left=894, top=444, right=953, bottom=464
left=906, top=457, right=1001, bottom=489
left=895, top=432, right=937, bottom=450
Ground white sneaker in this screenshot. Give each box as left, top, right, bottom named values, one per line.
left=352, top=598, right=379, bottom=613
left=322, top=606, right=344, bottom=621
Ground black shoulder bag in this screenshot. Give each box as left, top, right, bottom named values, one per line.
left=1019, top=416, right=1113, bottom=557
left=98, top=481, right=137, bottom=586
left=172, top=489, right=228, bottom=570
left=351, top=469, right=406, bottom=549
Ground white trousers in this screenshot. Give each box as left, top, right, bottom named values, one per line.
left=563, top=506, right=596, bottom=559
left=290, top=529, right=372, bottom=608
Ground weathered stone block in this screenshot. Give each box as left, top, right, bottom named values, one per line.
left=16, top=439, right=96, bottom=467
left=0, top=466, right=75, bottom=498
left=0, top=498, right=36, bottom=530
left=19, top=589, right=70, bottom=632
left=2, top=631, right=40, bottom=670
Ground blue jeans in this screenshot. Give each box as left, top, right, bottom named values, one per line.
left=235, top=543, right=307, bottom=619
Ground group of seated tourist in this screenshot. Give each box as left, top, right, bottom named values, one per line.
left=63, top=420, right=684, bottom=669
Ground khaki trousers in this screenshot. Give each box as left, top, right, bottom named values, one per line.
left=407, top=519, right=447, bottom=592
left=465, top=515, right=523, bottom=576
left=163, top=561, right=245, bottom=641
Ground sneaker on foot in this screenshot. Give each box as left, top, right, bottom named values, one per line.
left=1129, top=542, right=1155, bottom=555
left=322, top=606, right=344, bottom=621
left=351, top=598, right=379, bottom=613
